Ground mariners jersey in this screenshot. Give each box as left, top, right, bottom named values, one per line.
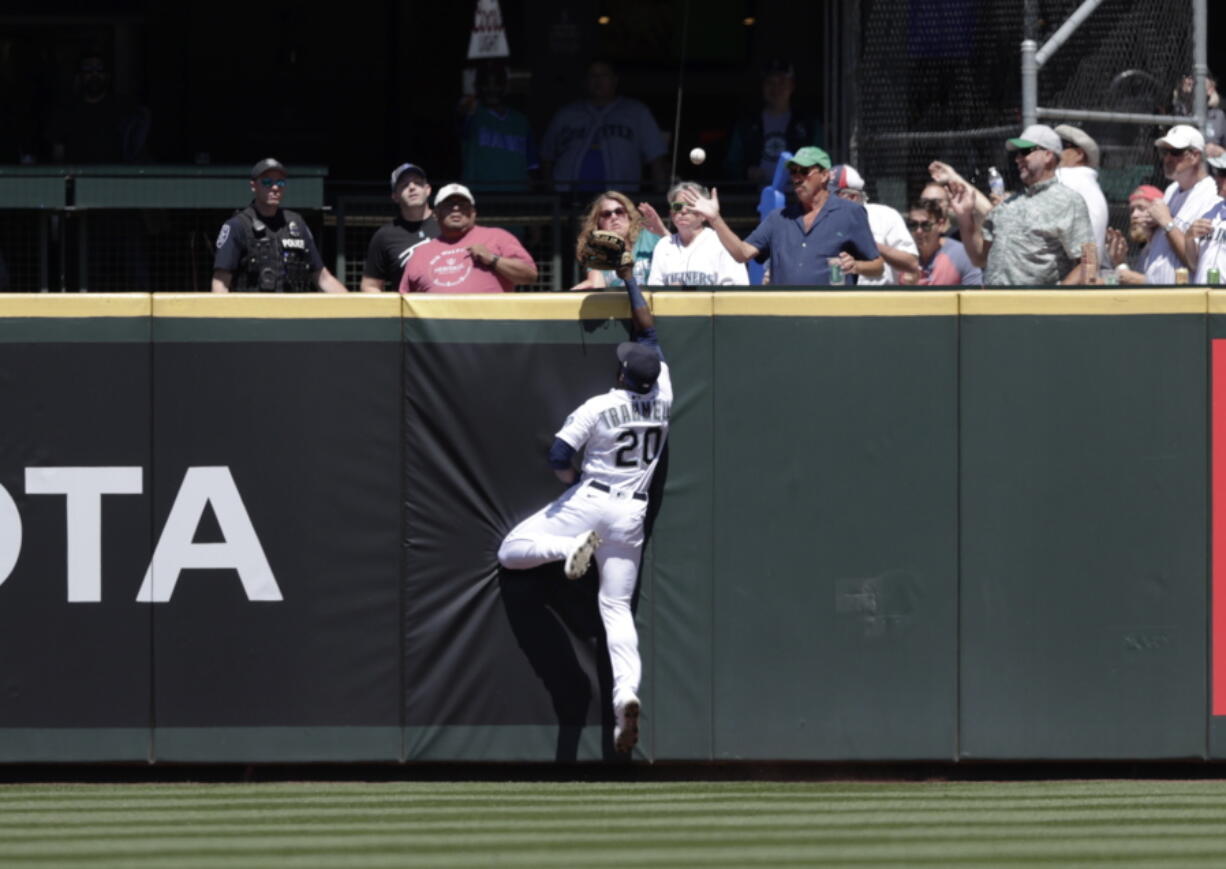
left=555, top=360, right=672, bottom=494
left=1194, top=199, right=1226, bottom=284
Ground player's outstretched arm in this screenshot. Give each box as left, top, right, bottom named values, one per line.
left=615, top=265, right=655, bottom=339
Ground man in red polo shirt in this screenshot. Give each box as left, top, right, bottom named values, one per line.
left=397, top=183, right=538, bottom=293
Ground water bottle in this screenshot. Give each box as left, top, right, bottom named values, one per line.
left=988, top=166, right=1005, bottom=197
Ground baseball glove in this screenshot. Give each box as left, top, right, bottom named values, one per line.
left=580, top=229, right=634, bottom=271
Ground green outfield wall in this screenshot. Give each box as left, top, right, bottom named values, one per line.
left=0, top=290, right=1219, bottom=763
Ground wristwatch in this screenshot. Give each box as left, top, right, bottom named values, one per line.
left=1163, top=221, right=1177, bottom=233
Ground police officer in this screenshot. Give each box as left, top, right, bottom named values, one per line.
left=211, top=158, right=348, bottom=293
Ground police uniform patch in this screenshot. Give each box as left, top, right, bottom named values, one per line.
left=288, top=221, right=301, bottom=237
left=215, top=224, right=231, bottom=249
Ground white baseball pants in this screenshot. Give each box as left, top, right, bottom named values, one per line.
left=498, top=480, right=645, bottom=708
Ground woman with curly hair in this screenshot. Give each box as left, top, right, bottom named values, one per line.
left=571, top=190, right=665, bottom=289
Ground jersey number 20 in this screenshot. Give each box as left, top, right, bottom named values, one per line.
left=614, top=426, right=663, bottom=468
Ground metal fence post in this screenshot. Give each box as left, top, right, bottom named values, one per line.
left=1021, top=39, right=1037, bottom=129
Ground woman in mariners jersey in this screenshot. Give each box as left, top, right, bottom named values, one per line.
left=647, top=181, right=749, bottom=288
left=498, top=265, right=669, bottom=756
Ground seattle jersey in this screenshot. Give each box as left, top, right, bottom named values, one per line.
left=1194, top=199, right=1226, bottom=284
left=555, top=361, right=672, bottom=494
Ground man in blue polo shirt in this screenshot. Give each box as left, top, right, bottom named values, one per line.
left=678, top=146, right=882, bottom=285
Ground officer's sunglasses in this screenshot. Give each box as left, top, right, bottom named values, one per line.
left=259, top=178, right=288, bottom=188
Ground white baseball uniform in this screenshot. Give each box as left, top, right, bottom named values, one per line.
left=498, top=345, right=672, bottom=713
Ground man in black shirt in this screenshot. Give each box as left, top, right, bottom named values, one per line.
left=212, top=158, right=347, bottom=293
left=360, top=162, right=441, bottom=292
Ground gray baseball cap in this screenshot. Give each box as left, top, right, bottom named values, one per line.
left=250, top=157, right=286, bottom=178
left=1053, top=124, right=1100, bottom=168
left=1007, top=124, right=1062, bottom=154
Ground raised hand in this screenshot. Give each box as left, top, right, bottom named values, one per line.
left=928, top=160, right=965, bottom=187
left=678, top=186, right=721, bottom=222
left=1187, top=217, right=1213, bottom=241
left=1105, top=227, right=1129, bottom=267
left=638, top=201, right=668, bottom=238
left=947, top=180, right=977, bottom=218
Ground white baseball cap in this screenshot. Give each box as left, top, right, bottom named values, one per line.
left=1155, top=124, right=1206, bottom=152
left=1007, top=124, right=1062, bottom=154
left=434, top=183, right=475, bottom=207
left=827, top=164, right=865, bottom=191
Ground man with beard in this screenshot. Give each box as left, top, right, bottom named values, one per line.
left=1105, top=186, right=1167, bottom=284
left=677, top=146, right=882, bottom=286
left=951, top=124, right=1094, bottom=286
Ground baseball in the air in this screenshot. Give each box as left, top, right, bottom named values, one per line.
left=689, top=147, right=706, bottom=165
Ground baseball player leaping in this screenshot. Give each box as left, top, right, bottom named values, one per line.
left=497, top=266, right=670, bottom=756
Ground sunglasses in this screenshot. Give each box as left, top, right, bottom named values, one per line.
left=1013, top=146, right=1041, bottom=157
left=1160, top=146, right=1189, bottom=157
left=786, top=164, right=815, bottom=176
left=905, top=219, right=935, bottom=232
left=598, top=206, right=628, bottom=220
left=1212, top=167, right=1226, bottom=179
left=669, top=201, right=690, bottom=213
left=259, top=178, right=288, bottom=188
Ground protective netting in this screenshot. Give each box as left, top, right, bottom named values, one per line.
left=856, top=0, right=1196, bottom=211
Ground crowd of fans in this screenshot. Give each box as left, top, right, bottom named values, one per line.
left=34, top=50, right=1224, bottom=294
left=243, top=114, right=1226, bottom=294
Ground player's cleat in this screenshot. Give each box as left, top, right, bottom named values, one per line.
left=564, top=530, right=600, bottom=580
left=614, top=695, right=640, bottom=754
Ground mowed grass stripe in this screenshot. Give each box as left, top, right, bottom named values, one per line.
left=5, top=801, right=1226, bottom=827
left=9, top=819, right=1226, bottom=847
left=5, top=780, right=1226, bottom=803
left=4, top=781, right=1226, bottom=868
left=9, top=835, right=1226, bottom=868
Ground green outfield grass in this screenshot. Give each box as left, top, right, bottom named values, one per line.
left=3, top=779, right=1226, bottom=867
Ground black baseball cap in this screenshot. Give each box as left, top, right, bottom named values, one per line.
left=391, top=162, right=428, bottom=190
left=250, top=157, right=286, bottom=179
left=616, top=342, right=661, bottom=393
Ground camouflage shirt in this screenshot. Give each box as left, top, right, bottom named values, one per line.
left=981, top=177, right=1094, bottom=286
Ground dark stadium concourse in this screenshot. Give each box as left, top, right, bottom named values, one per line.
left=2, top=1, right=1225, bottom=183
left=0, top=0, right=839, bottom=183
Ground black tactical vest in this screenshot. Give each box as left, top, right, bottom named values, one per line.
left=233, top=206, right=313, bottom=292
